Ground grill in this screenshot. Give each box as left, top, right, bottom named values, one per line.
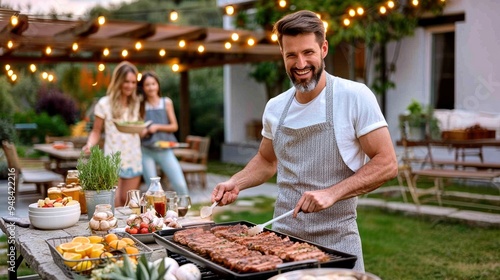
left=155, top=221, right=357, bottom=280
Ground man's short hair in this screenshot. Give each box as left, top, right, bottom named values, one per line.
left=273, top=10, right=326, bottom=47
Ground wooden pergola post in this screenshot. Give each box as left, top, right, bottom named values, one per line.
left=179, top=70, right=190, bottom=142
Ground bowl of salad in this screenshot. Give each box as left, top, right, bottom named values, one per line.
left=113, top=120, right=152, bottom=134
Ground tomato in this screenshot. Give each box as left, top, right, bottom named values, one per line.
left=129, top=228, right=138, bottom=234
left=140, top=227, right=149, bottom=234
left=125, top=227, right=130, bottom=233
left=140, top=222, right=149, bottom=229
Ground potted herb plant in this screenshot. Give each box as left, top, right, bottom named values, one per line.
left=77, top=145, right=121, bottom=218
left=400, top=99, right=440, bottom=141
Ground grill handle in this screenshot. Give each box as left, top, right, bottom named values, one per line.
left=275, top=259, right=320, bottom=273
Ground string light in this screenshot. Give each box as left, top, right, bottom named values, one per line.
left=379, top=6, right=387, bottom=14
left=387, top=1, right=395, bottom=9
left=72, top=42, right=78, bottom=51
left=121, top=49, right=128, bottom=57
left=224, top=42, right=232, bottom=49
left=271, top=34, right=278, bottom=42
left=178, top=40, right=186, bottom=48
left=323, top=21, right=329, bottom=32
left=231, top=33, right=239, bottom=41
left=412, top=0, right=419, bottom=6
left=225, top=5, right=235, bottom=16
left=357, top=7, right=364, bottom=15
left=247, top=38, right=255, bottom=46
left=197, top=45, right=205, bottom=53
left=343, top=18, right=351, bottom=26
left=98, top=64, right=105, bottom=71
left=137, top=73, right=142, bottom=81
left=48, top=74, right=54, bottom=82
left=172, top=64, right=180, bottom=72
left=10, top=16, right=18, bottom=26
left=135, top=41, right=142, bottom=50
left=170, top=10, right=178, bottom=21
left=11, top=74, right=17, bottom=82
left=29, top=64, right=36, bottom=72
left=103, top=48, right=110, bottom=56
left=5, top=65, right=10, bottom=71
left=7, top=70, right=13, bottom=76
left=45, top=46, right=52, bottom=55
left=42, top=72, right=48, bottom=79
left=98, top=16, right=105, bottom=25
left=278, top=0, right=287, bottom=8
left=348, top=9, right=356, bottom=17
left=159, top=49, right=166, bottom=56
left=7, top=40, right=13, bottom=49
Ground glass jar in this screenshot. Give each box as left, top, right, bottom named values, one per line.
left=89, top=204, right=118, bottom=233
left=66, top=170, right=80, bottom=185
left=144, top=177, right=167, bottom=217
left=65, top=170, right=87, bottom=214
left=165, top=191, right=178, bottom=216
left=125, top=190, right=141, bottom=215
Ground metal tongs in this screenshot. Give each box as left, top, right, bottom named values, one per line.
left=200, top=201, right=219, bottom=219
left=247, top=209, right=294, bottom=236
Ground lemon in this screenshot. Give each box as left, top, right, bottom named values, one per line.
left=121, top=237, right=135, bottom=246
left=88, top=235, right=104, bottom=244
left=72, top=236, right=91, bottom=244
left=75, top=244, right=94, bottom=257
left=73, top=260, right=94, bottom=272
left=63, top=252, right=82, bottom=267
left=108, top=240, right=127, bottom=250
left=59, top=242, right=82, bottom=253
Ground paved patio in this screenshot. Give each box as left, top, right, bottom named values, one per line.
left=1, top=173, right=499, bottom=228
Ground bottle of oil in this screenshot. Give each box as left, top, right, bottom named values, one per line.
left=144, top=177, right=167, bottom=217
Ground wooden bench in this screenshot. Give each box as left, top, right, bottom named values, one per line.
left=401, top=165, right=500, bottom=208
left=406, top=158, right=500, bottom=170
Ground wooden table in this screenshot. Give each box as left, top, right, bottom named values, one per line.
left=33, top=144, right=83, bottom=173
left=397, top=138, right=500, bottom=165
left=0, top=208, right=211, bottom=280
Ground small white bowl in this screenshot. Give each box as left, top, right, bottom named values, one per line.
left=28, top=202, right=80, bottom=214
left=29, top=210, right=81, bottom=230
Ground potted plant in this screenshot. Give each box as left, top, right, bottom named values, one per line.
left=400, top=99, right=440, bottom=141
left=77, top=145, right=121, bottom=218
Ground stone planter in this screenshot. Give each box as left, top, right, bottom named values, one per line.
left=84, top=188, right=116, bottom=219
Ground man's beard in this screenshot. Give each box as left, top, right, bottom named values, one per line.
left=288, top=61, right=324, bottom=93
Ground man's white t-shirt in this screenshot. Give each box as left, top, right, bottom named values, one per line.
left=262, top=74, right=387, bottom=171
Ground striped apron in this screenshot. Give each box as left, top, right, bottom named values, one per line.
left=272, top=74, right=364, bottom=271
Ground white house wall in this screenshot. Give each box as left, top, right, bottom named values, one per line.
left=387, top=0, right=500, bottom=162
left=223, top=64, right=267, bottom=143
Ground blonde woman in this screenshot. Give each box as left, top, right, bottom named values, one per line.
left=83, top=61, right=142, bottom=206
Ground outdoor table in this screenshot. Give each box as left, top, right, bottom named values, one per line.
left=0, top=207, right=210, bottom=280
left=33, top=144, right=83, bottom=173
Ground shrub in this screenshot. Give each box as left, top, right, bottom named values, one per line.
left=0, top=119, right=17, bottom=143
left=13, top=111, right=70, bottom=144
left=36, top=88, right=79, bottom=125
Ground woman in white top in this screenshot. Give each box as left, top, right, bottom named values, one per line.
left=83, top=61, right=143, bottom=206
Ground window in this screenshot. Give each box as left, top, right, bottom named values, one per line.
left=431, top=31, right=455, bottom=109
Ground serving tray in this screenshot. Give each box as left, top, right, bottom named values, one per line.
left=154, top=221, right=357, bottom=280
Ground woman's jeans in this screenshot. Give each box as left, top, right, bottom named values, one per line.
left=141, top=146, right=189, bottom=195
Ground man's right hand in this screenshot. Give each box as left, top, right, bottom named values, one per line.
left=212, top=179, right=240, bottom=206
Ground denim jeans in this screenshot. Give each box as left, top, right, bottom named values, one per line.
left=141, top=146, right=189, bottom=195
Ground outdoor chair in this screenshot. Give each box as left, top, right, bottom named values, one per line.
left=178, top=135, right=210, bottom=189
left=2, top=140, right=64, bottom=199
